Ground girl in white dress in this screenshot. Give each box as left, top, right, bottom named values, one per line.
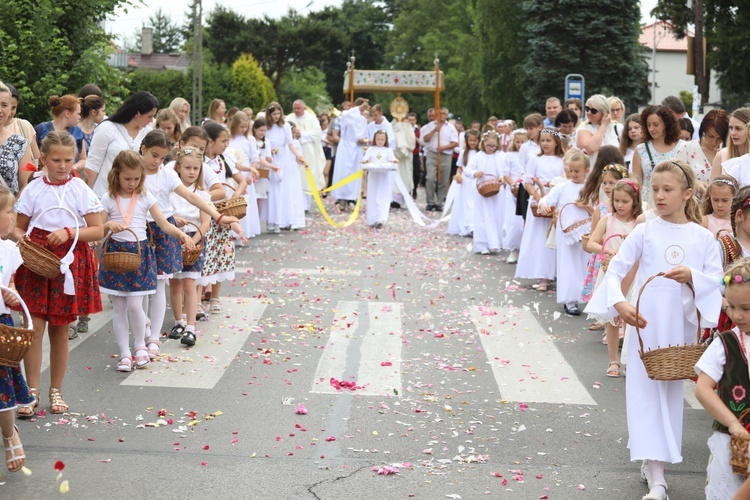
left=586, top=179, right=642, bottom=377
left=228, top=112, right=261, bottom=238
left=515, top=129, right=565, bottom=291
left=695, top=258, right=750, bottom=499
left=265, top=102, right=306, bottom=232
left=502, top=130, right=528, bottom=262
left=250, top=118, right=279, bottom=223
left=463, top=131, right=505, bottom=254
left=361, top=130, right=397, bottom=228
left=537, top=149, right=590, bottom=314
left=585, top=160, right=723, bottom=500
left=448, top=129, right=479, bottom=237
left=701, top=176, right=736, bottom=237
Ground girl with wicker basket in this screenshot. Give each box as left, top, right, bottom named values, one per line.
left=514, top=128, right=565, bottom=291
left=695, top=258, right=750, bottom=498
left=14, top=132, right=104, bottom=417
left=98, top=150, right=195, bottom=373
left=139, top=130, right=238, bottom=357
left=198, top=122, right=247, bottom=315
left=501, top=129, right=528, bottom=264
left=462, top=131, right=505, bottom=254
left=537, top=149, right=591, bottom=315
left=586, top=178, right=642, bottom=377
left=0, top=185, right=33, bottom=472
left=168, top=149, right=212, bottom=347
left=447, top=129, right=479, bottom=237
left=361, top=130, right=397, bottom=229
left=586, top=160, right=723, bottom=500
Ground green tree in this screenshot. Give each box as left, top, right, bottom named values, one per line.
left=653, top=0, right=750, bottom=107
left=277, top=67, right=331, bottom=112
left=476, top=0, right=527, bottom=120
left=231, top=54, right=277, bottom=111
left=0, top=0, right=132, bottom=124
left=522, top=0, right=649, bottom=113
left=124, top=69, right=191, bottom=111
left=132, top=8, right=185, bottom=53
left=386, top=0, right=487, bottom=121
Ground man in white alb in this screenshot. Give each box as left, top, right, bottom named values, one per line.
left=286, top=100, right=326, bottom=210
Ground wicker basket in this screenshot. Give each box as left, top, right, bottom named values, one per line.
left=0, top=286, right=34, bottom=367
left=530, top=181, right=555, bottom=218
left=558, top=203, right=593, bottom=235
left=17, top=205, right=80, bottom=279
left=477, top=174, right=502, bottom=198
left=181, top=222, right=204, bottom=266
left=730, top=410, right=750, bottom=477
left=101, top=228, right=142, bottom=273
left=258, top=168, right=270, bottom=179
left=599, top=233, right=626, bottom=273
left=510, top=184, right=519, bottom=197
left=635, top=273, right=706, bottom=381
left=214, top=183, right=247, bottom=219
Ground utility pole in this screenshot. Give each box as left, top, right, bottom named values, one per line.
left=694, top=0, right=705, bottom=109
left=191, top=0, right=203, bottom=125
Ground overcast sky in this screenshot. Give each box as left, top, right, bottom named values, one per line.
left=108, top=0, right=661, bottom=45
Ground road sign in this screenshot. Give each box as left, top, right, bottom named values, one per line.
left=565, top=74, right=585, bottom=104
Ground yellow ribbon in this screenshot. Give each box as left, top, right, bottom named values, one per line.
left=304, top=167, right=363, bottom=228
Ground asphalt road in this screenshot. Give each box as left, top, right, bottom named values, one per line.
left=0, top=195, right=712, bottom=499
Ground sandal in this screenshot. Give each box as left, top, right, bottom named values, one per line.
left=642, top=482, right=668, bottom=500
left=146, top=340, right=161, bottom=360
left=169, top=324, right=185, bottom=340
left=134, top=347, right=150, bottom=369
left=68, top=325, right=79, bottom=340
left=209, top=298, right=221, bottom=313
left=606, top=361, right=621, bottom=378
left=3, top=425, right=25, bottom=472
left=16, top=388, right=38, bottom=419
left=537, top=282, right=548, bottom=292
left=116, top=356, right=133, bottom=373
left=196, top=305, right=206, bottom=320
left=181, top=330, right=196, bottom=347
left=588, top=322, right=605, bottom=331
left=49, top=387, right=69, bottom=414
left=76, top=316, right=90, bottom=333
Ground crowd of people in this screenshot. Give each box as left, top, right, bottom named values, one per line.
left=2, top=81, right=750, bottom=498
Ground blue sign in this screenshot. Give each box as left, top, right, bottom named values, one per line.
left=565, top=74, right=585, bottom=103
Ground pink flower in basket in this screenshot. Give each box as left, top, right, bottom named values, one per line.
left=733, top=385, right=746, bottom=403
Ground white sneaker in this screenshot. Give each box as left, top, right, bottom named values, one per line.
left=506, top=250, right=519, bottom=264
left=479, top=249, right=490, bottom=255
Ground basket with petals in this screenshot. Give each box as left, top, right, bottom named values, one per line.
left=101, top=228, right=142, bottom=273
left=17, top=206, right=79, bottom=279
left=214, top=183, right=247, bottom=219
left=730, top=409, right=750, bottom=477
left=636, top=273, right=706, bottom=381
left=181, top=222, right=204, bottom=266
left=476, top=174, right=502, bottom=198
left=0, top=286, right=34, bottom=367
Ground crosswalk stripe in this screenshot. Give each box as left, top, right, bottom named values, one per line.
left=120, top=297, right=267, bottom=389
left=279, top=268, right=363, bottom=276
left=469, top=306, right=597, bottom=405
left=311, top=301, right=402, bottom=397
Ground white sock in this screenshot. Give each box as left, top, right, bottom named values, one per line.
left=148, top=280, right=168, bottom=342
left=185, top=325, right=195, bottom=334
left=176, top=319, right=186, bottom=328
left=112, top=296, right=131, bottom=359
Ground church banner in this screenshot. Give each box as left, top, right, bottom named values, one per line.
left=343, top=70, right=444, bottom=94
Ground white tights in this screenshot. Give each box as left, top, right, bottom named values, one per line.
left=143, top=280, right=167, bottom=342
left=644, top=460, right=667, bottom=498
left=112, top=295, right=148, bottom=358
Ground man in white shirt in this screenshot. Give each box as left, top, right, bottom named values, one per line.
left=420, top=107, right=458, bottom=211
left=543, top=97, right=562, bottom=127
left=287, top=100, right=326, bottom=210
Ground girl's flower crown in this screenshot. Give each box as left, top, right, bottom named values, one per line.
left=512, top=128, right=527, bottom=136
left=723, top=274, right=750, bottom=285
left=176, top=147, right=202, bottom=158
left=712, top=177, right=737, bottom=190
left=540, top=128, right=563, bottom=140
left=603, top=163, right=628, bottom=177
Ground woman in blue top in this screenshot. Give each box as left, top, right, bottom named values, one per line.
left=35, top=95, right=87, bottom=172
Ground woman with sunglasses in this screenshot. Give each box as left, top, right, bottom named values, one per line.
left=576, top=94, right=620, bottom=164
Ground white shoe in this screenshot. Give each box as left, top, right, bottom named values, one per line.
left=506, top=250, right=519, bottom=264
left=479, top=249, right=490, bottom=255
left=642, top=483, right=668, bottom=500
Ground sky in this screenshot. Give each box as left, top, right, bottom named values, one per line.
left=108, top=0, right=662, bottom=46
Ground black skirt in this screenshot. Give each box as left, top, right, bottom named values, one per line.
left=515, top=184, right=529, bottom=220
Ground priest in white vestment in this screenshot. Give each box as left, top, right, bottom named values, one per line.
left=287, top=100, right=326, bottom=210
